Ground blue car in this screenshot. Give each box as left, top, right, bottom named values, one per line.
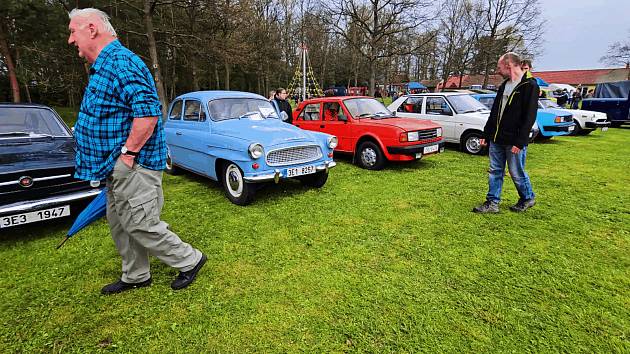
left=164, top=91, right=337, bottom=205
left=471, top=93, right=575, bottom=139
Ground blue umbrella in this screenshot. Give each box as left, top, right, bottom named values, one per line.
left=535, top=77, right=549, bottom=87
left=56, top=187, right=108, bottom=249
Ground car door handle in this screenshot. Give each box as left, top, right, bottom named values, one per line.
left=320, top=125, right=325, bottom=128
left=176, top=131, right=182, bottom=136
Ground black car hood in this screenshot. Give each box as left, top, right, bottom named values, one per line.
left=0, top=137, right=76, bottom=174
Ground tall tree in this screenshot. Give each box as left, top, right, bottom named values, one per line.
left=324, top=0, right=432, bottom=95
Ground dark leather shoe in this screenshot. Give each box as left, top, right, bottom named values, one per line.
left=171, top=254, right=207, bottom=290
left=472, top=201, right=499, bottom=213
left=510, top=198, right=536, bottom=212
left=101, top=278, right=152, bottom=295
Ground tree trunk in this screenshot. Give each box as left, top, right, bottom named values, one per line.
left=224, top=59, right=231, bottom=90
left=0, top=23, right=20, bottom=102
left=191, top=57, right=199, bottom=91
left=143, top=0, right=168, bottom=117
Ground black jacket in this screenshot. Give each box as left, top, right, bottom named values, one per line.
left=484, top=71, right=539, bottom=149
left=273, top=97, right=293, bottom=124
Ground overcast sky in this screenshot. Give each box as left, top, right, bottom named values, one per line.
left=534, top=0, right=629, bottom=71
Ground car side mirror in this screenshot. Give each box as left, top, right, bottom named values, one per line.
left=280, top=111, right=289, bottom=122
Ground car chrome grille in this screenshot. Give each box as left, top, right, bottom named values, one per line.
left=266, top=145, right=322, bottom=166
left=417, top=129, right=439, bottom=140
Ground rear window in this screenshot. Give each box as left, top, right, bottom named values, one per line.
left=0, top=107, right=70, bottom=137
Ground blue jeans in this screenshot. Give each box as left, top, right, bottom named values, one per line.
left=486, top=142, right=535, bottom=203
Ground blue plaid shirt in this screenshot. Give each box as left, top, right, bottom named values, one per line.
left=74, top=40, right=166, bottom=181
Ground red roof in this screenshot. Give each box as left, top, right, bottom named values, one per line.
left=438, top=74, right=504, bottom=90
left=532, top=68, right=630, bottom=85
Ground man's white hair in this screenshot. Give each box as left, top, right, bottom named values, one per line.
left=69, top=8, right=117, bottom=37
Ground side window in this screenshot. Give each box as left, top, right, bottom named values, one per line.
left=323, top=102, right=344, bottom=121
left=169, top=100, right=183, bottom=120
left=426, top=97, right=451, bottom=115
left=298, top=103, right=321, bottom=121
left=399, top=97, right=423, bottom=113
left=183, top=100, right=203, bottom=121
left=480, top=97, right=494, bottom=108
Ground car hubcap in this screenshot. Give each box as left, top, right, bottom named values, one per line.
left=361, top=148, right=377, bottom=166
left=466, top=137, right=481, bottom=153
left=226, top=165, right=243, bottom=197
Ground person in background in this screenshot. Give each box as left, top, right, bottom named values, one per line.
left=521, top=59, right=532, bottom=72
left=271, top=87, right=293, bottom=123
left=572, top=88, right=582, bottom=109
left=585, top=89, right=594, bottom=98
left=67, top=8, right=206, bottom=295
left=473, top=52, right=539, bottom=214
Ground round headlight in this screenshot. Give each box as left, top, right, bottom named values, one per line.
left=328, top=136, right=338, bottom=149
left=436, top=127, right=443, bottom=137
left=248, top=143, right=264, bottom=159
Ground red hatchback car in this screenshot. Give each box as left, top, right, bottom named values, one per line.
left=293, top=96, right=444, bottom=170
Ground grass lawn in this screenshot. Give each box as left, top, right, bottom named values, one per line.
left=1, top=125, right=629, bottom=352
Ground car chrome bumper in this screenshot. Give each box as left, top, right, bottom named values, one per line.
left=243, top=161, right=336, bottom=183
left=585, top=121, right=611, bottom=128
left=0, top=188, right=102, bottom=215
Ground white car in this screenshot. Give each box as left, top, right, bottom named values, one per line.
left=538, top=98, right=610, bottom=135
left=388, top=93, right=491, bottom=154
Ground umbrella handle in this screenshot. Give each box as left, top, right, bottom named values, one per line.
left=56, top=236, right=70, bottom=250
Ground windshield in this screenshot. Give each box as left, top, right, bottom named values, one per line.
left=0, top=107, right=70, bottom=137
left=448, top=95, right=490, bottom=113
left=539, top=99, right=560, bottom=109
left=207, top=98, right=279, bottom=121
left=343, top=98, right=393, bottom=118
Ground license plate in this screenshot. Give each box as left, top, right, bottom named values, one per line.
left=423, top=144, right=439, bottom=154
left=286, top=165, right=316, bottom=177
left=0, top=205, right=70, bottom=228
left=602, top=126, right=609, bottom=132
left=568, top=126, right=575, bottom=131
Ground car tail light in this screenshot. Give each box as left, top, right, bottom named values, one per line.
left=399, top=133, right=408, bottom=142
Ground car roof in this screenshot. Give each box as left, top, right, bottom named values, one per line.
left=174, top=90, right=267, bottom=102
left=301, top=96, right=373, bottom=103
left=472, top=93, right=497, bottom=98
left=404, top=92, right=469, bottom=97
left=0, top=102, right=55, bottom=109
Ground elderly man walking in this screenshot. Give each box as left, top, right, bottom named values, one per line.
left=473, top=52, right=539, bottom=213
left=67, top=8, right=206, bottom=294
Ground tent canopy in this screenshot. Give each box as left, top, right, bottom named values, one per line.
left=535, top=77, right=549, bottom=87
left=594, top=80, right=630, bottom=98
left=407, top=82, right=426, bottom=89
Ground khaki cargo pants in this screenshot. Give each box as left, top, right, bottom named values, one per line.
left=105, top=158, right=201, bottom=283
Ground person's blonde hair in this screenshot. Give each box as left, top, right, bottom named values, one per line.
left=69, top=8, right=117, bottom=37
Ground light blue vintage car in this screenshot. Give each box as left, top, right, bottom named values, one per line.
left=164, top=91, right=337, bottom=205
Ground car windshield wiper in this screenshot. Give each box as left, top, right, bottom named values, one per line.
left=0, top=131, right=30, bottom=137
left=238, top=111, right=262, bottom=119
left=357, top=113, right=374, bottom=118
